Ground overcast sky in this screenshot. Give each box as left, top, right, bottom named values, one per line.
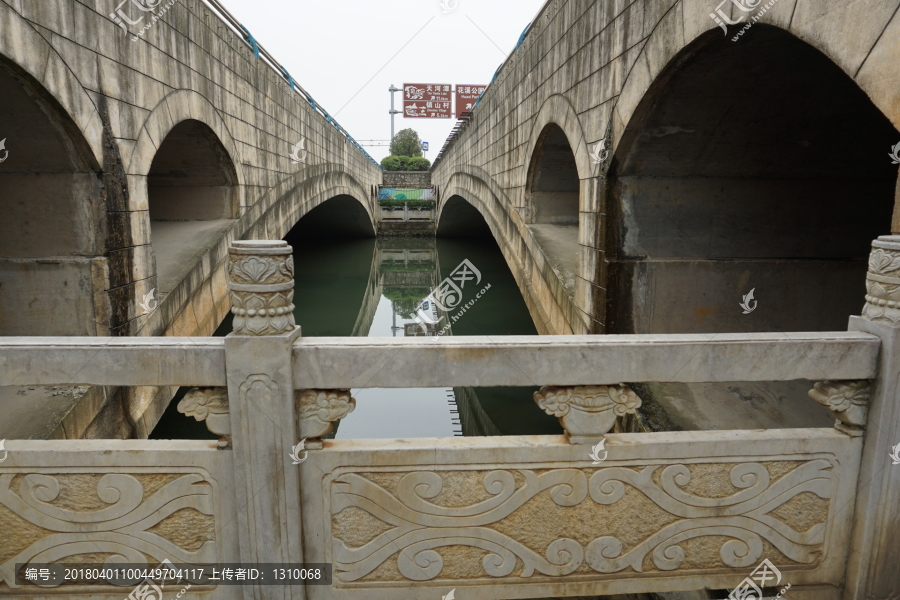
left=217, top=0, right=547, bottom=162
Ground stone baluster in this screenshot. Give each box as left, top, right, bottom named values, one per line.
left=296, top=389, right=356, bottom=450
left=223, top=240, right=304, bottom=600
left=177, top=387, right=231, bottom=447
left=534, top=384, right=641, bottom=444
left=844, top=235, right=900, bottom=600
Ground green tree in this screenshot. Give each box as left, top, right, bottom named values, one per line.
left=390, top=128, right=423, bottom=157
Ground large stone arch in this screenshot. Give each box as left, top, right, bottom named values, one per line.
left=242, top=165, right=375, bottom=241
left=612, top=2, right=900, bottom=157
left=0, top=19, right=108, bottom=337
left=0, top=2, right=104, bottom=168
left=605, top=19, right=899, bottom=335
left=438, top=165, right=583, bottom=335
left=143, top=163, right=374, bottom=334
left=522, top=94, right=593, bottom=199
left=128, top=90, right=246, bottom=211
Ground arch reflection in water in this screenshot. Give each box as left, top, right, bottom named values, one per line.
left=289, top=233, right=560, bottom=439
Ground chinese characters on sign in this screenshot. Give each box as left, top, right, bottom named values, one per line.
left=403, top=83, right=453, bottom=119
left=455, top=84, right=486, bottom=118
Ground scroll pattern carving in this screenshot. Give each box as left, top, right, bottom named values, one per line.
left=227, top=241, right=296, bottom=336
left=808, top=380, right=871, bottom=436
left=862, top=242, right=900, bottom=325
left=534, top=385, right=641, bottom=440
left=330, top=460, right=832, bottom=584
left=0, top=473, right=216, bottom=587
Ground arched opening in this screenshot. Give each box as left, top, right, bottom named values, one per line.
left=607, top=25, right=899, bottom=335
left=525, top=124, right=580, bottom=224
left=148, top=119, right=238, bottom=292
left=0, top=58, right=104, bottom=336
left=437, top=196, right=493, bottom=238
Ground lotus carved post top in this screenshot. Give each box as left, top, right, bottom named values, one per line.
left=227, top=240, right=296, bottom=336
left=808, top=380, right=871, bottom=437
left=178, top=387, right=230, bottom=439
left=862, top=236, right=900, bottom=325
left=297, top=389, right=356, bottom=448
left=534, top=385, right=641, bottom=443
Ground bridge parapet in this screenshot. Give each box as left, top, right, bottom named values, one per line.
left=1, top=238, right=899, bottom=599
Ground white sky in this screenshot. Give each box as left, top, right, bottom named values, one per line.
left=217, top=0, right=547, bottom=162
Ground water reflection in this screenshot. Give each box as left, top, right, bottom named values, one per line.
left=152, top=233, right=560, bottom=439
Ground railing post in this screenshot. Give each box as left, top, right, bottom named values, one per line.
left=224, top=240, right=304, bottom=600
left=845, top=235, right=900, bottom=600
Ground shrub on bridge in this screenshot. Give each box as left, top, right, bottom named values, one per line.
left=380, top=155, right=431, bottom=171
left=407, top=157, right=431, bottom=171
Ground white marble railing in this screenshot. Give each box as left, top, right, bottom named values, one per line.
left=3, top=237, right=900, bottom=600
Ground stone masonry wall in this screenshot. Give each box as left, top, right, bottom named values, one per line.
left=383, top=171, right=432, bottom=188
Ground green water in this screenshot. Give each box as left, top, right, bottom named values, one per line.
left=152, top=234, right=560, bottom=439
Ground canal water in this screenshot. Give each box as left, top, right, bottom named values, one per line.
left=152, top=232, right=560, bottom=440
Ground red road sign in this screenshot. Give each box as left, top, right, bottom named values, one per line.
left=404, top=83, right=452, bottom=102
left=403, top=83, right=453, bottom=119
left=455, top=84, right=486, bottom=118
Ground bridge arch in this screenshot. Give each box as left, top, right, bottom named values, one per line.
left=0, top=53, right=105, bottom=336
left=0, top=3, right=105, bottom=166
left=129, top=90, right=246, bottom=210
left=606, top=23, right=899, bottom=334
left=136, top=96, right=243, bottom=294
left=522, top=94, right=592, bottom=224
left=438, top=166, right=579, bottom=334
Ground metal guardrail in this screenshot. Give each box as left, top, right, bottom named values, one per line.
left=198, top=0, right=382, bottom=170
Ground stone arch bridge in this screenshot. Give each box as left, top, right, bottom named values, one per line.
left=433, top=0, right=900, bottom=337
left=2, top=0, right=900, bottom=438
left=0, top=0, right=380, bottom=437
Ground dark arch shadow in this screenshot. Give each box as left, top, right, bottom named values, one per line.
left=436, top=195, right=494, bottom=238
left=148, top=119, right=239, bottom=294
left=282, top=194, right=376, bottom=337
left=525, top=123, right=580, bottom=225
left=607, top=24, right=899, bottom=335
left=0, top=57, right=104, bottom=336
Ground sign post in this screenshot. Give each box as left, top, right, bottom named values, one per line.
left=455, top=84, right=486, bottom=118
left=403, top=83, right=453, bottom=119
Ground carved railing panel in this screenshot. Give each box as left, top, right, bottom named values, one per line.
left=301, top=431, right=860, bottom=599
left=0, top=442, right=238, bottom=597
